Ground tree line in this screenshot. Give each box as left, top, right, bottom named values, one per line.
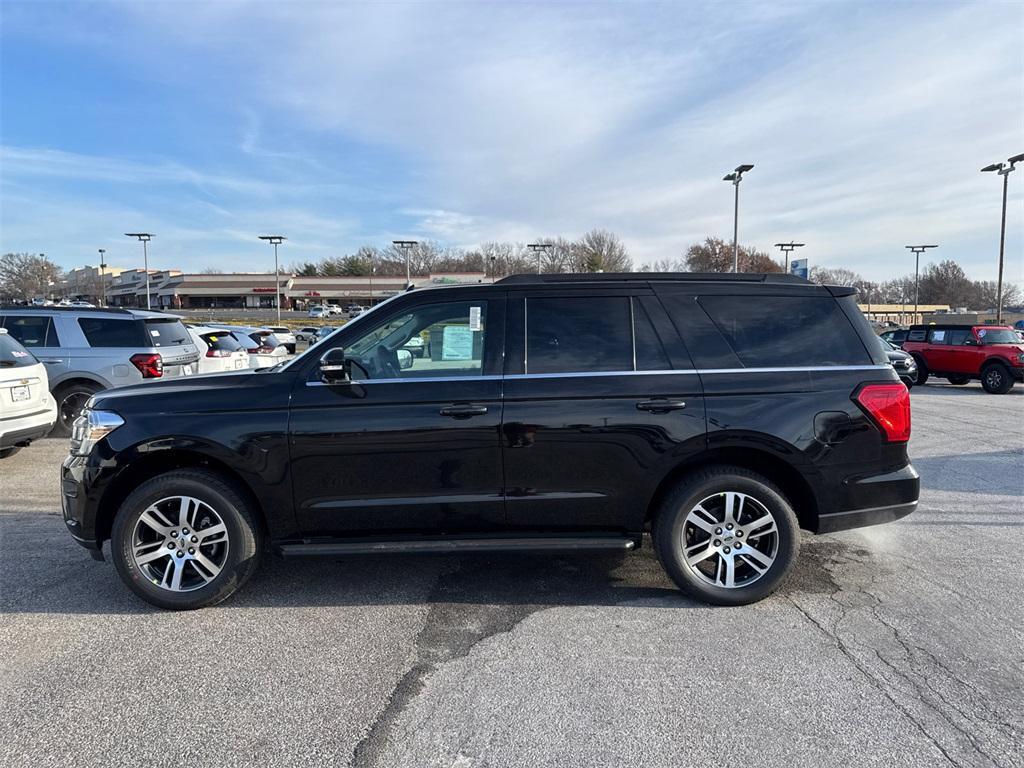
left=2, top=234, right=1018, bottom=310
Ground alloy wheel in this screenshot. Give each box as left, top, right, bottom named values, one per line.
left=131, top=496, right=230, bottom=592
left=681, top=492, right=779, bottom=589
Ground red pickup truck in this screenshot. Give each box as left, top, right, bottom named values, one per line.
left=902, top=324, right=1024, bottom=394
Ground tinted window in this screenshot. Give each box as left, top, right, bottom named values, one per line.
left=907, top=329, right=927, bottom=342
left=698, top=296, right=869, bottom=367
left=1, top=315, right=57, bottom=347
left=145, top=319, right=191, bottom=347
left=78, top=318, right=146, bottom=347
left=525, top=296, right=632, bottom=374
left=201, top=332, right=243, bottom=352
left=633, top=298, right=670, bottom=371
left=946, top=329, right=970, bottom=346
left=0, top=333, right=37, bottom=367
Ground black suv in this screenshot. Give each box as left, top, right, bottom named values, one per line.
left=61, top=273, right=918, bottom=610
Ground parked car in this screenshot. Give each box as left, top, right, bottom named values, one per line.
left=60, top=272, right=918, bottom=610
left=879, top=337, right=917, bottom=388
left=901, top=324, right=1024, bottom=393
left=0, top=328, right=57, bottom=458
left=267, top=326, right=297, bottom=354
left=294, top=327, right=320, bottom=344
left=0, top=306, right=199, bottom=435
left=324, top=303, right=344, bottom=316
left=206, top=325, right=289, bottom=369
left=878, top=328, right=908, bottom=347
left=187, top=326, right=251, bottom=374
left=311, top=326, right=337, bottom=345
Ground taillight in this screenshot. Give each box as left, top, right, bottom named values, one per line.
left=130, top=352, right=163, bottom=378
left=252, top=345, right=275, bottom=354
left=854, top=383, right=911, bottom=442
left=206, top=348, right=232, bottom=358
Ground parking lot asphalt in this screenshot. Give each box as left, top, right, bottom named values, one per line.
left=1, top=382, right=1022, bottom=768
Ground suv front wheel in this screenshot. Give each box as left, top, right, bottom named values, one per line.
left=981, top=363, right=1014, bottom=394
left=111, top=469, right=262, bottom=610
left=654, top=466, right=799, bottom=606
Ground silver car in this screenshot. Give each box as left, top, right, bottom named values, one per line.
left=0, top=307, right=199, bottom=435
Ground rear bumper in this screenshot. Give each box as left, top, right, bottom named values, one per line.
left=814, top=461, right=920, bottom=533
left=0, top=403, right=57, bottom=449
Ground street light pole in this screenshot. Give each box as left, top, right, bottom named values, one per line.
left=981, top=153, right=1023, bottom=325
left=124, top=234, right=153, bottom=309
left=906, top=245, right=938, bottom=323
left=774, top=242, right=805, bottom=273
left=526, top=242, right=553, bottom=273
left=259, top=235, right=287, bottom=324
left=393, top=241, right=418, bottom=288
left=723, top=164, right=754, bottom=272
left=98, top=249, right=107, bottom=307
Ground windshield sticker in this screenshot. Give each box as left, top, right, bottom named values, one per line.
left=11, top=350, right=28, bottom=357
left=469, top=306, right=482, bottom=332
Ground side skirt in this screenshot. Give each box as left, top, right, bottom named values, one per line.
left=275, top=533, right=640, bottom=557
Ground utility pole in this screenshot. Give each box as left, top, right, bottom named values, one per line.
left=981, top=153, right=1023, bottom=324
left=259, top=235, right=287, bottom=324
left=124, top=233, right=153, bottom=309
left=906, top=245, right=938, bottom=323
left=393, top=241, right=418, bottom=288
left=723, top=164, right=754, bottom=272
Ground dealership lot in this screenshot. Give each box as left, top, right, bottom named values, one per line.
left=1, top=384, right=1021, bottom=768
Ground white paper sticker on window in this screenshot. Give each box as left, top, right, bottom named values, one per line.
left=469, top=306, right=482, bottom=332
left=442, top=325, right=473, bottom=360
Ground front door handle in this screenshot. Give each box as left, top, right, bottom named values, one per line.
left=636, top=398, right=686, bottom=413
left=439, top=404, right=489, bottom=419
left=40, top=358, right=63, bottom=365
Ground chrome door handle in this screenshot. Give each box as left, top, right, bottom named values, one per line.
left=636, top=399, right=686, bottom=413
left=40, top=358, right=63, bottom=364
left=439, top=404, right=489, bottom=418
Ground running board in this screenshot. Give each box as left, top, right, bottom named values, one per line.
left=275, top=535, right=638, bottom=557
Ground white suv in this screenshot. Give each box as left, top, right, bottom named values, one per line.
left=0, top=328, right=57, bottom=457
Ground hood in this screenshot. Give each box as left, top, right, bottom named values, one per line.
left=89, top=368, right=269, bottom=412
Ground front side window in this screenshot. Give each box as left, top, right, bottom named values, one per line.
left=343, top=300, right=487, bottom=380
left=1, top=315, right=58, bottom=348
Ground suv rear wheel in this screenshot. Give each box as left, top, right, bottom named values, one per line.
left=911, top=356, right=929, bottom=386
left=52, top=381, right=101, bottom=437
left=981, top=363, right=1014, bottom=394
left=653, top=466, right=799, bottom=606
left=111, top=469, right=262, bottom=610
left=946, top=375, right=970, bottom=385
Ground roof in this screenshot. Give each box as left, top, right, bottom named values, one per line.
left=0, top=305, right=182, bottom=320
left=495, top=272, right=808, bottom=286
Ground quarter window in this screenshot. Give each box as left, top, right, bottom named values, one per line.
left=633, top=299, right=670, bottom=371
left=698, top=296, right=869, bottom=367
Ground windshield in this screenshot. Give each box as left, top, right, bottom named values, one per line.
left=0, top=333, right=37, bottom=367
left=976, top=328, right=1020, bottom=344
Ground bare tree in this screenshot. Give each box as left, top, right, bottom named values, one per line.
left=0, top=253, right=63, bottom=301
left=572, top=229, right=631, bottom=272
left=808, top=266, right=864, bottom=287
left=683, top=237, right=781, bottom=273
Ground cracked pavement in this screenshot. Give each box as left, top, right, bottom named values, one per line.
left=2, top=382, right=1022, bottom=767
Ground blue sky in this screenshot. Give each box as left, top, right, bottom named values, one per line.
left=1, top=0, right=1021, bottom=281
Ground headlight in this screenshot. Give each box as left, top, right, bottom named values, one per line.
left=1017, top=353, right=1024, bottom=364
left=70, top=409, right=124, bottom=456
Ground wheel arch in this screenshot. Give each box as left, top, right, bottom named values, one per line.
left=645, top=447, right=821, bottom=531
left=51, top=374, right=110, bottom=393
left=94, top=447, right=270, bottom=547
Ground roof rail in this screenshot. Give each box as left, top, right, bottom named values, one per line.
left=0, top=304, right=136, bottom=314
left=495, top=272, right=808, bottom=285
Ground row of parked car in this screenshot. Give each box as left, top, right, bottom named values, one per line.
left=878, top=322, right=1024, bottom=394
left=0, top=306, right=342, bottom=456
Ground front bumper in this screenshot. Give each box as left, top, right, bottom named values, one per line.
left=60, top=452, right=104, bottom=554
left=0, top=402, right=57, bottom=449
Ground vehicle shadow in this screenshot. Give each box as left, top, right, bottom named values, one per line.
left=0, top=517, right=852, bottom=616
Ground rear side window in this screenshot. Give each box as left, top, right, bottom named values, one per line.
left=0, top=333, right=37, bottom=367
left=633, top=299, right=670, bottom=371
left=698, top=296, right=869, bottom=367
left=1, top=315, right=58, bottom=347
left=78, top=318, right=147, bottom=347
left=201, top=332, right=243, bottom=352
left=145, top=320, right=191, bottom=347
left=526, top=296, right=632, bottom=374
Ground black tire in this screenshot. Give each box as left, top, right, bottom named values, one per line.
left=981, top=363, right=1014, bottom=394
left=0, top=446, right=21, bottom=459
left=946, top=375, right=970, bottom=385
left=911, top=356, right=929, bottom=386
left=111, top=469, right=262, bottom=610
left=653, top=466, right=800, bottom=606
left=51, top=381, right=101, bottom=437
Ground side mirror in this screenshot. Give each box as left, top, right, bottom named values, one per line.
left=319, top=348, right=351, bottom=384
left=397, top=348, right=414, bottom=370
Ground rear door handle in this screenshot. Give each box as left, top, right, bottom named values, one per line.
left=636, top=399, right=686, bottom=413
left=439, top=404, right=489, bottom=418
